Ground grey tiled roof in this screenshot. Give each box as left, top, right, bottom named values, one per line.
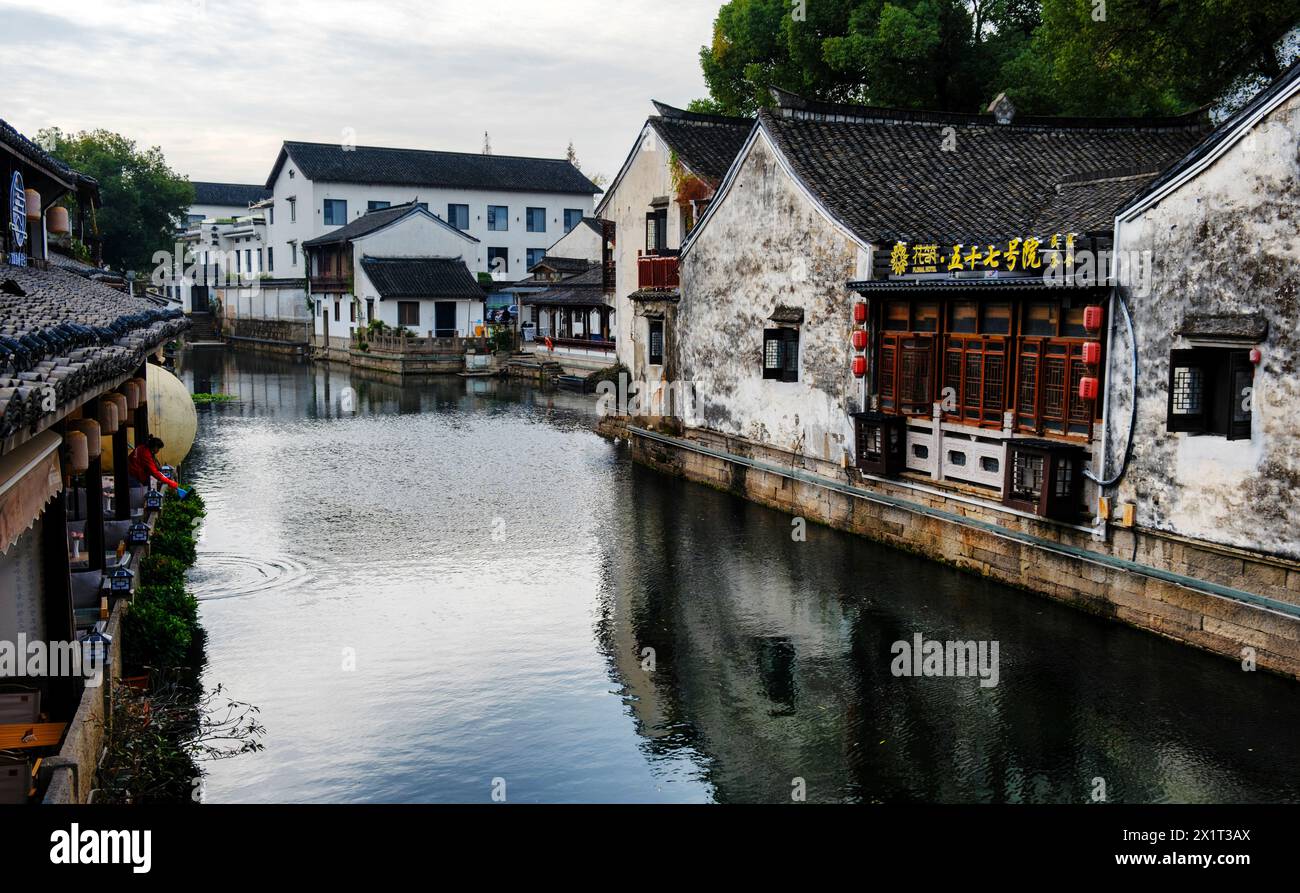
left=519, top=264, right=607, bottom=307
left=0, top=263, right=189, bottom=440
left=530, top=256, right=594, bottom=275
left=270, top=141, right=601, bottom=194
left=360, top=256, right=484, bottom=300
left=303, top=202, right=477, bottom=248
left=191, top=181, right=272, bottom=207
left=0, top=118, right=97, bottom=193
left=648, top=102, right=753, bottom=183
left=757, top=93, right=1212, bottom=245
left=1030, top=170, right=1162, bottom=234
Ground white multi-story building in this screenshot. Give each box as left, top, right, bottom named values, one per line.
left=171, top=182, right=271, bottom=314
left=252, top=141, right=600, bottom=348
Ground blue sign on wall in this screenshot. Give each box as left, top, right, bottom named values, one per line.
left=10, top=171, right=27, bottom=250
left=9, top=170, right=28, bottom=265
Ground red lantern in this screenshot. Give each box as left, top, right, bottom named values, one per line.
left=1079, top=377, right=1099, bottom=401
left=852, top=330, right=869, bottom=351
left=852, top=356, right=867, bottom=378
left=1250, top=348, right=1262, bottom=365
left=853, top=302, right=868, bottom=324
left=1083, top=305, right=1104, bottom=332
left=1082, top=341, right=1102, bottom=366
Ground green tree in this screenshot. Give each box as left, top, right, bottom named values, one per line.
left=37, top=128, right=194, bottom=274
left=696, top=0, right=1300, bottom=116
left=1006, top=0, right=1300, bottom=116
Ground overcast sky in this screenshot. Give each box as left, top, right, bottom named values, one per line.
left=0, top=0, right=720, bottom=189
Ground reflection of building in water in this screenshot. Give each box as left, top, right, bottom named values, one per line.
left=594, top=465, right=1293, bottom=804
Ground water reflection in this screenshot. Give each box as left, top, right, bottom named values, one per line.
left=180, top=349, right=1300, bottom=804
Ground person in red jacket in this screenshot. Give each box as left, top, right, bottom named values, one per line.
left=128, top=436, right=187, bottom=497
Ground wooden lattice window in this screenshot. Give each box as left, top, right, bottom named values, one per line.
left=944, top=336, right=1008, bottom=427
left=1016, top=339, right=1096, bottom=438
left=880, top=333, right=934, bottom=415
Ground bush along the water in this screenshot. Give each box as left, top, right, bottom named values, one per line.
left=123, top=488, right=207, bottom=678
left=103, top=485, right=263, bottom=804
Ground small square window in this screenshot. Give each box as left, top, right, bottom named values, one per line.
left=323, top=199, right=347, bottom=226
left=488, top=206, right=509, bottom=231
left=1167, top=347, right=1253, bottom=440
left=526, top=207, right=546, bottom=233
left=763, top=328, right=799, bottom=382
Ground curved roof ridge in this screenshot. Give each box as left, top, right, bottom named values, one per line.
left=650, top=100, right=753, bottom=127
left=767, top=87, right=1211, bottom=132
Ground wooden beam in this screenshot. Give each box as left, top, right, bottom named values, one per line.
left=113, top=425, right=130, bottom=522
left=39, top=448, right=78, bottom=718
left=83, top=399, right=104, bottom=572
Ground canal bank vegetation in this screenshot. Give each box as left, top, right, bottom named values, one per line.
left=96, top=487, right=265, bottom=804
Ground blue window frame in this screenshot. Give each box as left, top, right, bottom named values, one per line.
left=448, top=204, right=469, bottom=230
left=367, top=200, right=390, bottom=211
left=527, top=248, right=546, bottom=270
left=323, top=199, right=347, bottom=225
left=564, top=209, right=584, bottom=232
left=488, top=205, right=509, bottom=231
left=526, top=207, right=546, bottom=233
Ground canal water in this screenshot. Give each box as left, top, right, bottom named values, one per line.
left=180, top=349, right=1300, bottom=804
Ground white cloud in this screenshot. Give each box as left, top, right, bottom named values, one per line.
left=0, top=0, right=719, bottom=184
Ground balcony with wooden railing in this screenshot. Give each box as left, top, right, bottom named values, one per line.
left=637, top=251, right=680, bottom=290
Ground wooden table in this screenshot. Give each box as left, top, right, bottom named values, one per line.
left=0, top=723, right=67, bottom=750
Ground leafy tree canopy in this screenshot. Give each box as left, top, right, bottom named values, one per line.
left=697, top=0, right=1300, bottom=117
left=37, top=127, right=194, bottom=274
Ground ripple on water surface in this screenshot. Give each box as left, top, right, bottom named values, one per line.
left=189, top=551, right=314, bottom=601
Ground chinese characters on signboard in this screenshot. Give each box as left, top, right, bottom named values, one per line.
left=888, top=234, right=1079, bottom=277
left=8, top=171, right=27, bottom=266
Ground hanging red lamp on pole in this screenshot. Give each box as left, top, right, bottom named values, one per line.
left=852, top=330, right=869, bottom=351
left=853, top=302, right=868, bottom=324
left=1079, top=377, right=1099, bottom=401
left=852, top=356, right=868, bottom=378
left=1082, top=341, right=1102, bottom=366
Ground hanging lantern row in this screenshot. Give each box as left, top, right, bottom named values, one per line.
left=851, top=302, right=869, bottom=378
